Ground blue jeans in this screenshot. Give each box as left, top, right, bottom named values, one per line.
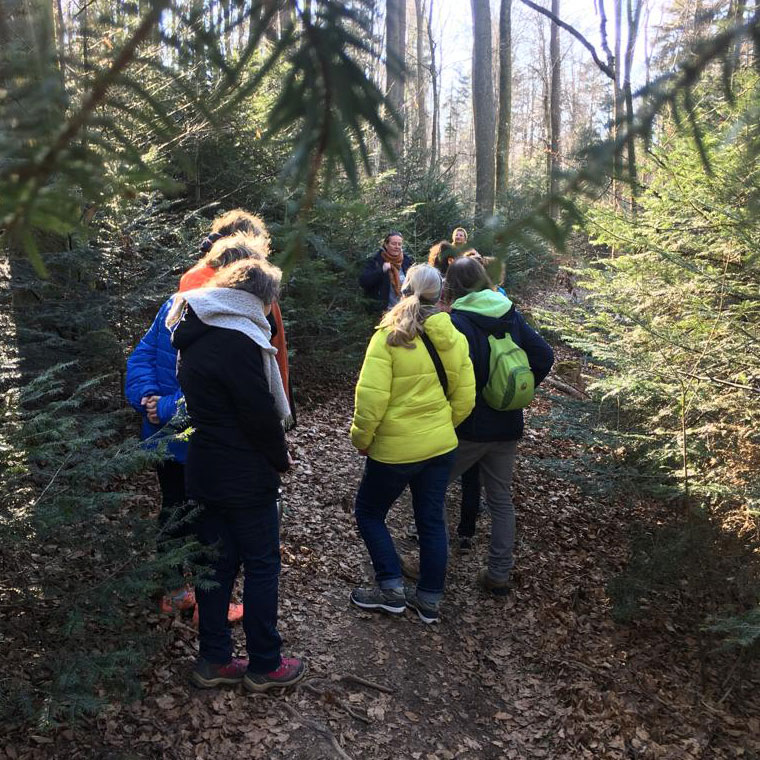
left=354, top=450, right=455, bottom=601
left=194, top=504, right=282, bottom=674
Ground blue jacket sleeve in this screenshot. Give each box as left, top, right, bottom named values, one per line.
left=514, top=312, right=554, bottom=386
left=125, top=309, right=164, bottom=413
left=156, top=390, right=183, bottom=425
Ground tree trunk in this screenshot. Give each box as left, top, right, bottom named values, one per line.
left=414, top=0, right=428, bottom=155
left=385, top=0, right=406, bottom=165
left=470, top=0, right=495, bottom=222
left=495, top=0, right=512, bottom=204
left=549, top=0, right=561, bottom=217
left=623, top=0, right=644, bottom=212
left=427, top=0, right=440, bottom=171
left=612, top=0, right=623, bottom=210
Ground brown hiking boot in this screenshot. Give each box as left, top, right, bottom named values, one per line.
left=477, top=568, right=511, bottom=597
left=243, top=657, right=307, bottom=692
left=191, top=657, right=248, bottom=688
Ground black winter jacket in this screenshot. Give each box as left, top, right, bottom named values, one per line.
left=451, top=303, right=554, bottom=442
left=359, top=249, right=413, bottom=305
left=172, top=306, right=288, bottom=508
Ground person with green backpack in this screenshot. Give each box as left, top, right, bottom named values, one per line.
left=443, top=257, right=554, bottom=595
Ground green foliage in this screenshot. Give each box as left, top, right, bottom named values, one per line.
left=0, top=364, right=188, bottom=725
left=0, top=1, right=395, bottom=272
left=542, top=73, right=760, bottom=644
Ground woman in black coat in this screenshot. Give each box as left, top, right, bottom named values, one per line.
left=359, top=231, right=413, bottom=310
left=169, top=257, right=306, bottom=692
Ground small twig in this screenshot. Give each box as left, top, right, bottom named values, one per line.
left=339, top=674, right=394, bottom=694
left=302, top=682, right=371, bottom=724
left=29, top=452, right=74, bottom=510
left=266, top=697, right=355, bottom=760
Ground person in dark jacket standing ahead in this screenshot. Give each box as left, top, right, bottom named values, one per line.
left=168, top=258, right=306, bottom=693
left=443, top=257, right=554, bottom=596
left=359, top=231, right=413, bottom=310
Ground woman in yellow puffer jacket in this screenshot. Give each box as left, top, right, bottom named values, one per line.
left=350, top=265, right=476, bottom=624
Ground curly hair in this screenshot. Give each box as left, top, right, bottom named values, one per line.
left=211, top=209, right=270, bottom=240
left=197, top=232, right=270, bottom=270
left=427, top=240, right=456, bottom=275
left=207, top=258, right=282, bottom=305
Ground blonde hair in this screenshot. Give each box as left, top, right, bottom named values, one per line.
left=211, top=209, right=270, bottom=242
left=198, top=232, right=270, bottom=270
left=167, top=258, right=282, bottom=328
left=451, top=227, right=468, bottom=244
left=378, top=264, right=442, bottom=348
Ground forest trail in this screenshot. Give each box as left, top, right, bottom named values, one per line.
left=8, top=372, right=757, bottom=759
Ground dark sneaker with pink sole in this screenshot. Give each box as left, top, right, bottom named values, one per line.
left=243, top=657, right=307, bottom=692
left=191, top=657, right=249, bottom=688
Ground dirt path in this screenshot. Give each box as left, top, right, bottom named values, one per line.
left=8, top=383, right=760, bottom=760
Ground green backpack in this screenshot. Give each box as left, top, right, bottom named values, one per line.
left=482, top=332, right=535, bottom=411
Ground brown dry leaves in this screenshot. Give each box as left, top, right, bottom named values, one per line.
left=2, top=373, right=760, bottom=759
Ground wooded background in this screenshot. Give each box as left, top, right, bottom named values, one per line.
left=1, top=0, right=759, bottom=733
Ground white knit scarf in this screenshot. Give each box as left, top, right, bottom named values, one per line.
left=174, top=288, right=291, bottom=423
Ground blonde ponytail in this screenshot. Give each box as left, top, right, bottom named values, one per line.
left=378, top=264, right=442, bottom=348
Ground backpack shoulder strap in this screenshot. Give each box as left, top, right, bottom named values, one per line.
left=420, top=332, right=448, bottom=395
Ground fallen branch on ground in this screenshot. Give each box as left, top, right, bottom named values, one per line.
left=545, top=376, right=590, bottom=400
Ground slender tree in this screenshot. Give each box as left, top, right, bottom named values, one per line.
left=414, top=0, right=428, bottom=155
left=549, top=0, right=561, bottom=217
left=623, top=0, right=645, bottom=210
left=427, top=0, right=440, bottom=171
left=385, top=0, right=406, bottom=163
left=496, top=0, right=512, bottom=203
left=470, top=0, right=496, bottom=222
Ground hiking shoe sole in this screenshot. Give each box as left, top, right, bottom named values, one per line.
left=405, top=598, right=439, bottom=625
left=190, top=671, right=246, bottom=689
left=243, top=664, right=307, bottom=693
left=350, top=594, right=406, bottom=615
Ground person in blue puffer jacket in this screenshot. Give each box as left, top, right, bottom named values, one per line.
left=126, top=296, right=198, bottom=615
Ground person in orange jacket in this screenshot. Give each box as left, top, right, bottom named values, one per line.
left=182, top=210, right=293, bottom=415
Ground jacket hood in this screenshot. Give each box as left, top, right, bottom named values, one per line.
left=171, top=305, right=213, bottom=351
left=451, top=290, right=515, bottom=334
left=422, top=311, right=461, bottom=351
left=452, top=289, right=513, bottom=317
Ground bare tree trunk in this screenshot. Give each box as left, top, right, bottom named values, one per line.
left=414, top=0, right=428, bottom=155
left=470, top=0, right=495, bottom=222
left=623, top=0, right=644, bottom=212
left=385, top=0, right=406, bottom=165
left=612, top=0, right=623, bottom=210
left=495, top=0, right=512, bottom=204
left=53, top=0, right=67, bottom=91
left=427, top=0, right=440, bottom=171
left=222, top=0, right=232, bottom=58
left=549, top=0, right=561, bottom=217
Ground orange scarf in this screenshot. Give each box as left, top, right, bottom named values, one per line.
left=381, top=248, right=404, bottom=298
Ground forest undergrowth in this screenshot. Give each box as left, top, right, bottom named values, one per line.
left=2, top=290, right=759, bottom=760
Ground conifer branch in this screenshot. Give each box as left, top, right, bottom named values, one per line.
left=7, top=1, right=169, bottom=212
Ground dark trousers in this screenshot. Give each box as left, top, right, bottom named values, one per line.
left=457, top=464, right=481, bottom=538
left=156, top=461, right=190, bottom=587
left=354, top=451, right=455, bottom=598
left=194, top=503, right=282, bottom=674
